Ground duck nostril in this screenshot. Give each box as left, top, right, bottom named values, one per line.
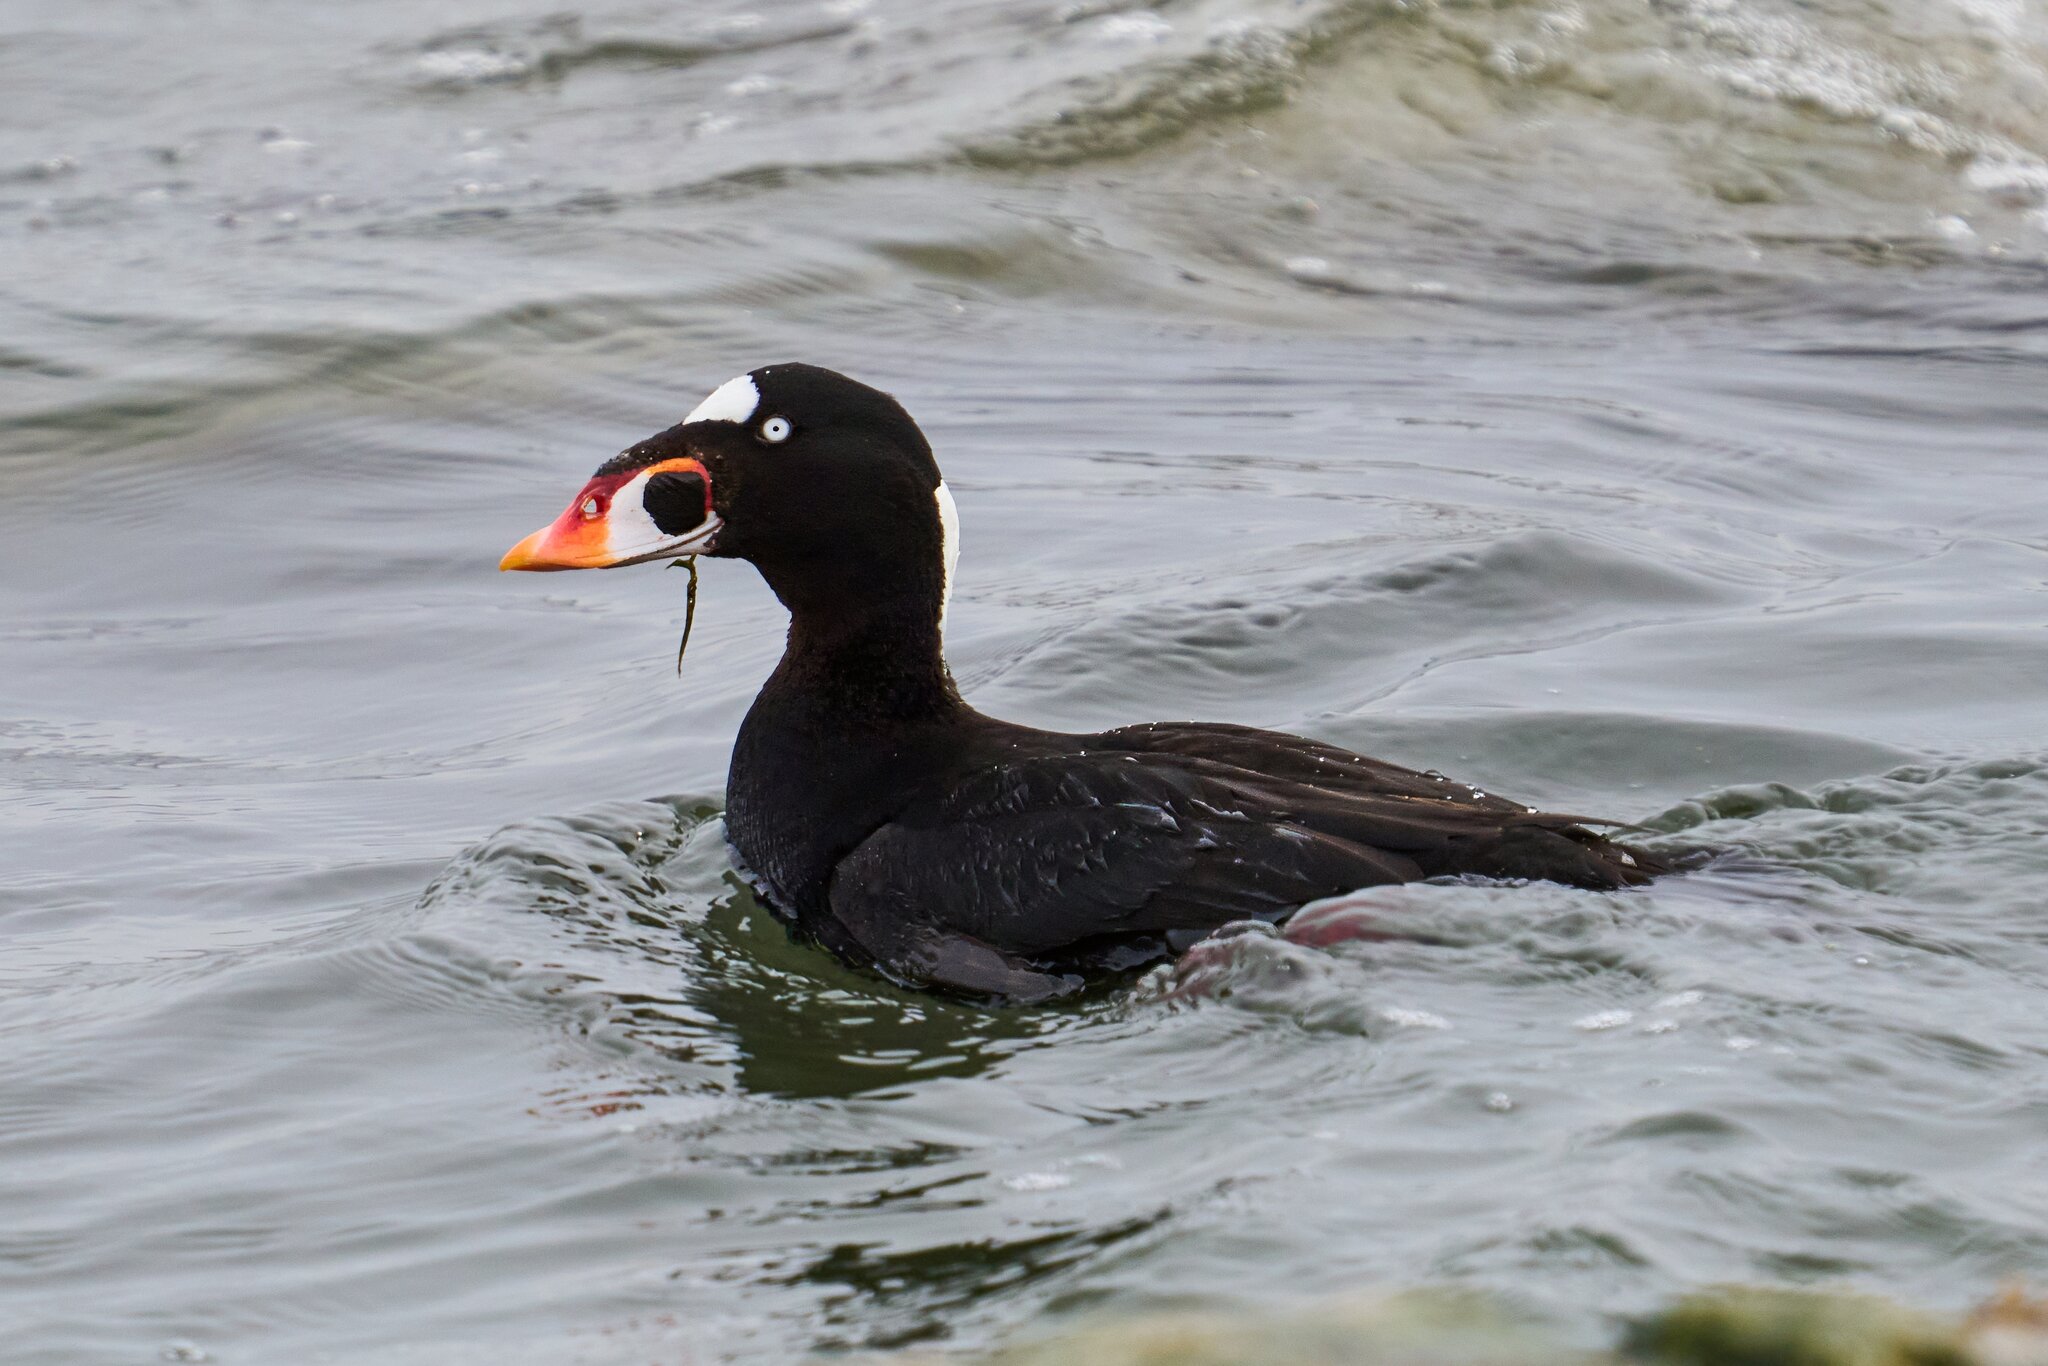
left=580, top=495, right=603, bottom=519
left=644, top=468, right=710, bottom=536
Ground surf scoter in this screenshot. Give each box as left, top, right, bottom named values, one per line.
left=502, top=364, right=1664, bottom=1002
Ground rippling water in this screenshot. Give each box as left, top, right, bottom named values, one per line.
left=5, top=0, right=2047, bottom=1361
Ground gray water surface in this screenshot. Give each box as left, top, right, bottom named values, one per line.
left=4, top=0, right=2048, bottom=1361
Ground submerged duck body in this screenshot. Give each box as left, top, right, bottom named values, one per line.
left=503, top=363, right=1664, bottom=1002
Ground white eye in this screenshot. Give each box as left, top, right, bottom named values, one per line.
left=759, top=415, right=792, bottom=443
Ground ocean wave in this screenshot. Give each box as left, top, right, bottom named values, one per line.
left=963, top=0, right=2048, bottom=224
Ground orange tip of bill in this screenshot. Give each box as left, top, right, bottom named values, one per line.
left=499, top=527, right=559, bottom=571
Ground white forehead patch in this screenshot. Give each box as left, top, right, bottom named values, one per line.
left=684, top=373, right=761, bottom=425
left=935, top=482, right=960, bottom=634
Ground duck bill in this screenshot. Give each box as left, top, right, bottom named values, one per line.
left=500, top=457, right=719, bottom=571
left=498, top=515, right=722, bottom=571
left=499, top=521, right=607, bottom=571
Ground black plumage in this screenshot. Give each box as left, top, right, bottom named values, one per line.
left=507, top=363, right=1668, bottom=1003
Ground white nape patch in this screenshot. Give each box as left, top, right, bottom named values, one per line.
left=684, top=373, right=761, bottom=425
left=934, top=481, right=960, bottom=632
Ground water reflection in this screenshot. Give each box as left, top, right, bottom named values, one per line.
left=426, top=799, right=1064, bottom=1103
left=682, top=888, right=1054, bottom=1101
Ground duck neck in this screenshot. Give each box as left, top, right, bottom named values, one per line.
left=759, top=567, right=964, bottom=728
left=726, top=572, right=966, bottom=920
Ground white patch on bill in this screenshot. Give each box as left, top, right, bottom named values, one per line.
left=604, top=467, right=666, bottom=561
left=603, top=466, right=717, bottom=563
left=684, top=373, right=761, bottom=425
left=934, top=481, right=960, bottom=632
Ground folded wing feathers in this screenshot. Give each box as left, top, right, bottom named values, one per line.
left=838, top=735, right=1656, bottom=958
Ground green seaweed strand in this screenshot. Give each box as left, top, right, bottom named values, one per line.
left=671, top=555, right=699, bottom=676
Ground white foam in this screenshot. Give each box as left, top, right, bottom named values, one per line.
left=1664, top=0, right=2048, bottom=200
left=1095, top=12, right=1172, bottom=43
left=416, top=50, right=531, bottom=84
left=1965, top=155, right=2048, bottom=206
left=685, top=373, right=762, bottom=425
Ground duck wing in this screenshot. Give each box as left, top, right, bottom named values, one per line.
left=824, top=734, right=1656, bottom=1002
left=1095, top=721, right=1559, bottom=813
left=825, top=750, right=1419, bottom=1000
left=1093, top=720, right=1660, bottom=887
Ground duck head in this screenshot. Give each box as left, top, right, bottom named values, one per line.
left=501, top=363, right=961, bottom=629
